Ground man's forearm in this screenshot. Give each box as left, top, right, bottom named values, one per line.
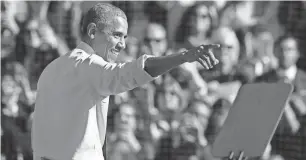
left=144, top=51, right=187, bottom=77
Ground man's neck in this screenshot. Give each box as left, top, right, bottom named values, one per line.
left=81, top=38, right=93, bottom=49
left=76, top=41, right=96, bottom=56
left=278, top=65, right=298, bottom=82
left=278, top=65, right=297, bottom=74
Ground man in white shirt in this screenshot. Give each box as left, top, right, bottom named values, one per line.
left=31, top=3, right=219, bottom=160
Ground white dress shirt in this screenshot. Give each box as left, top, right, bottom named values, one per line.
left=32, top=42, right=155, bottom=160
left=278, top=65, right=298, bottom=82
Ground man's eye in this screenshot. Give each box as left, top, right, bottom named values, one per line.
left=113, top=33, right=121, bottom=38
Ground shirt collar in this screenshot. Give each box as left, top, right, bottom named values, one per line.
left=76, top=41, right=95, bottom=55
left=278, top=65, right=297, bottom=82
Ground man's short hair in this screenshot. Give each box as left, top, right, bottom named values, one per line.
left=274, top=34, right=299, bottom=49
left=80, top=3, right=127, bottom=35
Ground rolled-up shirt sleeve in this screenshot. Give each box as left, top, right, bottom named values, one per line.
left=83, top=54, right=156, bottom=96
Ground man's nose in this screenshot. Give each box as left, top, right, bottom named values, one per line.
left=120, top=114, right=129, bottom=122
left=116, top=40, right=126, bottom=51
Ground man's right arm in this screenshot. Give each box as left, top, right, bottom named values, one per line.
left=143, top=51, right=187, bottom=77
left=84, top=44, right=219, bottom=96
left=144, top=45, right=219, bottom=77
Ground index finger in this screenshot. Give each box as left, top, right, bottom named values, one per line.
left=206, top=48, right=219, bottom=65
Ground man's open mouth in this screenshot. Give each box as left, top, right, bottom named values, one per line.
left=110, top=49, right=119, bottom=56
left=107, top=49, right=120, bottom=62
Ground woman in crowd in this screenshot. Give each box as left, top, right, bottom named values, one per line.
left=173, top=2, right=219, bottom=100
left=175, top=2, right=216, bottom=50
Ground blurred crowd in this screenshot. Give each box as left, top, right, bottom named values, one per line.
left=1, top=1, right=306, bottom=160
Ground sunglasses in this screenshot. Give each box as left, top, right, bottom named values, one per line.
left=216, top=43, right=234, bottom=50
left=221, top=45, right=234, bottom=50
left=192, top=13, right=209, bottom=19
left=198, top=14, right=209, bottom=19
left=144, top=37, right=165, bottom=43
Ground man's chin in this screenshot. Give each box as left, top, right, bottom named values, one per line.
left=279, top=64, right=291, bottom=70
left=107, top=58, right=117, bottom=63
left=107, top=52, right=119, bottom=63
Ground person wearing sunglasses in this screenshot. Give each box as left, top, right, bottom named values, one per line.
left=141, top=23, right=169, bottom=57
left=200, top=27, right=242, bottom=83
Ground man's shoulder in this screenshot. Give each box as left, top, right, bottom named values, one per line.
left=37, top=56, right=66, bottom=84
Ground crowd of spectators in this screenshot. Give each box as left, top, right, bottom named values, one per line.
left=1, top=1, right=306, bottom=160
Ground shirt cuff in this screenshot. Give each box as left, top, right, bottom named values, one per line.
left=134, top=54, right=157, bottom=84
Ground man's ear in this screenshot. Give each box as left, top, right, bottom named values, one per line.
left=87, top=23, right=96, bottom=39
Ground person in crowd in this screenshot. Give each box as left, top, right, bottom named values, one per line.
left=137, top=22, right=204, bottom=110
left=24, top=20, right=61, bottom=90
left=185, top=99, right=211, bottom=134
left=234, top=24, right=277, bottom=84
left=154, top=99, right=210, bottom=160
left=139, top=22, right=183, bottom=101
left=277, top=1, right=305, bottom=38
left=13, top=1, right=71, bottom=91
left=1, top=74, right=33, bottom=160
left=15, top=18, right=63, bottom=90
left=191, top=98, right=232, bottom=160
left=143, top=1, right=173, bottom=28
left=171, top=113, right=207, bottom=160
left=1, top=25, right=34, bottom=160
left=47, top=1, right=82, bottom=50
left=2, top=1, right=30, bottom=64
left=115, top=23, right=184, bottom=160
left=174, top=1, right=219, bottom=96
left=126, top=76, right=182, bottom=160
left=200, top=26, right=248, bottom=104
left=137, top=23, right=173, bottom=97
left=256, top=34, right=306, bottom=160
left=205, top=98, right=231, bottom=144
left=154, top=74, right=186, bottom=124
left=234, top=58, right=259, bottom=84
left=248, top=24, right=278, bottom=75
left=1, top=22, right=17, bottom=59
left=184, top=99, right=213, bottom=160
left=175, top=2, right=216, bottom=50
left=256, top=35, right=306, bottom=88
left=256, top=34, right=306, bottom=112
left=175, top=2, right=218, bottom=98
left=175, top=99, right=212, bottom=160
left=201, top=26, right=241, bottom=82
left=140, top=23, right=171, bottom=57
left=1, top=1, right=29, bottom=36
left=218, top=1, right=259, bottom=60
left=107, top=102, right=146, bottom=160
left=154, top=110, right=207, bottom=160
